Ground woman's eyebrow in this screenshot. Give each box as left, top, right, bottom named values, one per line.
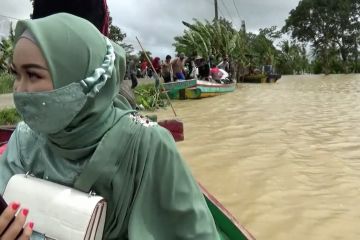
left=21, top=63, right=49, bottom=71
left=11, top=62, right=48, bottom=71
left=10, top=62, right=49, bottom=71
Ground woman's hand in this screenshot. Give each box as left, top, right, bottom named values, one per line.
left=0, top=202, right=33, bottom=240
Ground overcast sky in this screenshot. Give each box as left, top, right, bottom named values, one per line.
left=1, top=0, right=300, bottom=59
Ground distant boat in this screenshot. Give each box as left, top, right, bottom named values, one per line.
left=241, top=65, right=281, bottom=83
left=166, top=80, right=236, bottom=99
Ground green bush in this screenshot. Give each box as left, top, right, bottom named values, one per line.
left=0, top=108, right=21, bottom=125
left=134, top=83, right=168, bottom=111
left=0, top=71, right=14, bottom=94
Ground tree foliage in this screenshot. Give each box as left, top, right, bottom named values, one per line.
left=0, top=24, right=15, bottom=72
left=174, top=19, right=247, bottom=63
left=173, top=18, right=310, bottom=76
left=108, top=17, right=134, bottom=55
left=283, top=0, right=360, bottom=73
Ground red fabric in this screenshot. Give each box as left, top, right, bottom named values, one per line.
left=158, top=119, right=184, bottom=142
left=140, top=61, right=148, bottom=71
left=0, top=144, right=7, bottom=156
left=210, top=67, right=220, bottom=75
left=210, top=67, right=223, bottom=79
left=101, top=0, right=110, bottom=36
left=152, top=57, right=161, bottom=73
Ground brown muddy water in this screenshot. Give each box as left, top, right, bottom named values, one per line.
left=156, top=74, right=360, bottom=240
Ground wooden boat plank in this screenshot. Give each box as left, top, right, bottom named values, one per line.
left=200, top=183, right=255, bottom=240
left=162, top=79, right=197, bottom=91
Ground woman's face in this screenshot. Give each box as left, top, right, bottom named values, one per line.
left=12, top=38, right=53, bottom=92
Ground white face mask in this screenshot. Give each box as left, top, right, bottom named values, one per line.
left=13, top=83, right=87, bottom=134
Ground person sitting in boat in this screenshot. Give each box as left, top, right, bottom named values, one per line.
left=210, top=64, right=223, bottom=82
left=31, top=0, right=140, bottom=109
left=0, top=14, right=221, bottom=240
left=171, top=52, right=186, bottom=81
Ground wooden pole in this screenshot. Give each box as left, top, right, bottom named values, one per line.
left=214, top=0, right=218, bottom=20
left=136, top=36, right=177, bottom=117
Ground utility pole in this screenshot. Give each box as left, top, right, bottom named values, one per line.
left=214, top=0, right=218, bottom=21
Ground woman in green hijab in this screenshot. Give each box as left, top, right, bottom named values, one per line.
left=0, top=13, right=220, bottom=239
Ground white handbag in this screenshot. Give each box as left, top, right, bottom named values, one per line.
left=3, top=174, right=107, bottom=240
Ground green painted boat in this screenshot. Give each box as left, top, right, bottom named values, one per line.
left=168, top=80, right=236, bottom=100
left=162, top=79, right=197, bottom=91
left=200, top=184, right=255, bottom=240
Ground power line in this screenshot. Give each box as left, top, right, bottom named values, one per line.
left=232, top=0, right=241, bottom=20
left=0, top=14, right=20, bottom=21
left=219, top=0, right=234, bottom=22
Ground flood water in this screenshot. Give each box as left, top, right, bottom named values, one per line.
left=156, top=74, right=360, bottom=240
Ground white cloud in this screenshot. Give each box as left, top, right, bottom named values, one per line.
left=1, top=0, right=301, bottom=59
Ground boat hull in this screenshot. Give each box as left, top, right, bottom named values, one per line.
left=241, top=74, right=281, bottom=83
left=169, top=80, right=236, bottom=99
left=200, top=183, right=255, bottom=240
left=162, top=79, right=197, bottom=91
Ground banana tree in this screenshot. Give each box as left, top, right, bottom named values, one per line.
left=0, top=38, right=14, bottom=72
left=0, top=25, right=15, bottom=72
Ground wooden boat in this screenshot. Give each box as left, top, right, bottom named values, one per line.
left=168, top=80, right=236, bottom=100
left=0, top=126, right=254, bottom=239
left=241, top=65, right=281, bottom=83
left=200, top=183, right=255, bottom=239
left=242, top=73, right=281, bottom=83
left=162, top=79, right=197, bottom=91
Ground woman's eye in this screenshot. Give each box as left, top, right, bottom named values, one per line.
left=27, top=71, right=41, bottom=80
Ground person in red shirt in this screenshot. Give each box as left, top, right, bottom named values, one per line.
left=152, top=57, right=161, bottom=75
left=210, top=64, right=223, bottom=82
left=140, top=60, right=148, bottom=77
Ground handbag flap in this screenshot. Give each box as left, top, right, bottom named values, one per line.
left=3, top=174, right=106, bottom=240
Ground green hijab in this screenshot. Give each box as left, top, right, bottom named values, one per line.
left=3, top=13, right=220, bottom=239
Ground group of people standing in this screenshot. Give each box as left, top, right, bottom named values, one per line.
left=127, top=52, right=231, bottom=87
left=125, top=53, right=189, bottom=87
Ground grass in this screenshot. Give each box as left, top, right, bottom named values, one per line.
left=0, top=108, right=21, bottom=125
left=0, top=71, right=14, bottom=94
